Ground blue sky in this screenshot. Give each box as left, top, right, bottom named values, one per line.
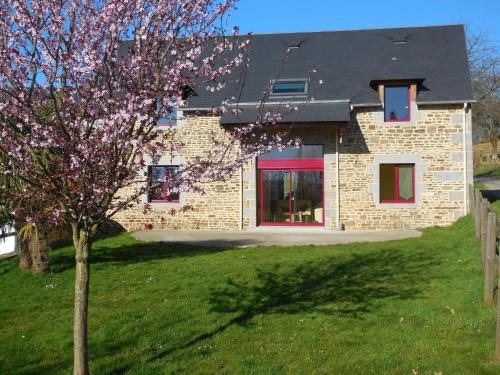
left=230, top=0, right=500, bottom=42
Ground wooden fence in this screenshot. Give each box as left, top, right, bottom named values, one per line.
left=469, top=185, right=500, bottom=359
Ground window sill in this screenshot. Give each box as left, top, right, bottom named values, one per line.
left=377, top=202, right=418, bottom=209
left=268, top=94, right=308, bottom=100
left=383, top=119, right=411, bottom=123
left=380, top=200, right=415, bottom=204
left=147, top=200, right=183, bottom=209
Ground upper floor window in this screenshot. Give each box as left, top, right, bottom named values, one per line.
left=157, top=99, right=177, bottom=127
left=384, top=86, right=410, bottom=122
left=148, top=165, right=180, bottom=202
left=271, top=79, right=307, bottom=95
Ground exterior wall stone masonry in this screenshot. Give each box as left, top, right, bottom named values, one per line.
left=114, top=103, right=472, bottom=231
left=114, top=114, right=241, bottom=231
left=339, top=104, right=471, bottom=230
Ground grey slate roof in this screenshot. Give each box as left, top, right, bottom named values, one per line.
left=186, top=24, right=474, bottom=123
left=220, top=102, right=351, bottom=125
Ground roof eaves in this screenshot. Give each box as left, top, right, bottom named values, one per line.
left=351, top=102, right=382, bottom=108
left=417, top=99, right=477, bottom=105
left=183, top=107, right=213, bottom=111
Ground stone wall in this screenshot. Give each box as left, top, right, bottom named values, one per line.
left=114, top=103, right=473, bottom=232
left=338, top=104, right=471, bottom=230
left=113, top=115, right=241, bottom=231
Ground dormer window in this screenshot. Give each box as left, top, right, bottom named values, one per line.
left=271, top=79, right=307, bottom=95
left=157, top=98, right=177, bottom=127
left=384, top=86, right=410, bottom=122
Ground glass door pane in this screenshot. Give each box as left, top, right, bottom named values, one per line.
left=380, top=164, right=396, bottom=201
left=398, top=165, right=414, bottom=201
left=261, top=171, right=291, bottom=223
left=291, top=171, right=323, bottom=224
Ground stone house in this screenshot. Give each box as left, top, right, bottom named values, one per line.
left=114, top=24, right=475, bottom=231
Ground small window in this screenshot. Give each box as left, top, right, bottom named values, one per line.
left=271, top=80, right=307, bottom=95
left=157, top=99, right=177, bottom=126
left=384, top=86, right=410, bottom=122
left=148, top=166, right=180, bottom=202
left=380, top=164, right=415, bottom=203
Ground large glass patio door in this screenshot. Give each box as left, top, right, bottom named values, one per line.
left=260, top=169, right=324, bottom=225
left=257, top=145, right=324, bottom=226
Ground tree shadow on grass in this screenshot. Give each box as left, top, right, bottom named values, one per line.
left=148, top=246, right=440, bottom=362
left=50, top=240, right=235, bottom=273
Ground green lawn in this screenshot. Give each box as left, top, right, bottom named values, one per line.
left=489, top=201, right=500, bottom=217
left=474, top=164, right=500, bottom=178
left=1, top=217, right=499, bottom=374
left=475, top=180, right=488, bottom=190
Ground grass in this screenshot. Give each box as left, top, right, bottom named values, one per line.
left=489, top=201, right=500, bottom=217
left=1, top=217, right=499, bottom=374
left=475, top=180, right=488, bottom=190
left=474, top=164, right=500, bottom=178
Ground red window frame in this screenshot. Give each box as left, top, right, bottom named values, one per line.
left=384, top=85, right=411, bottom=122
left=257, top=158, right=323, bottom=170
left=380, top=164, right=415, bottom=204
left=148, top=165, right=180, bottom=203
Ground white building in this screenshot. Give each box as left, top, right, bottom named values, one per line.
left=0, top=226, right=16, bottom=255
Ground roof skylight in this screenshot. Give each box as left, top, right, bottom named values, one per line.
left=271, top=79, right=308, bottom=95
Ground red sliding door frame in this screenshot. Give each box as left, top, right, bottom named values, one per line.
left=258, top=158, right=324, bottom=226
left=257, top=158, right=323, bottom=170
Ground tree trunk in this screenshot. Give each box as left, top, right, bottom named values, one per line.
left=492, top=137, right=498, bottom=160
left=30, top=233, right=50, bottom=274
left=72, top=224, right=94, bottom=375
left=18, top=237, right=32, bottom=271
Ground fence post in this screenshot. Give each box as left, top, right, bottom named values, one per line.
left=475, top=189, right=482, bottom=239
left=468, top=184, right=475, bottom=213
left=496, top=220, right=499, bottom=277
left=481, top=199, right=489, bottom=265
left=485, top=212, right=496, bottom=305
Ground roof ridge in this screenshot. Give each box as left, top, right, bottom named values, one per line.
left=240, top=24, right=464, bottom=37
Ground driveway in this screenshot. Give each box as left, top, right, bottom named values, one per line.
left=132, top=227, right=421, bottom=247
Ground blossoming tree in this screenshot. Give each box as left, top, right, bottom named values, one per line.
left=0, top=1, right=303, bottom=373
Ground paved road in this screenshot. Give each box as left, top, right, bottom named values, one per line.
left=133, top=227, right=422, bottom=247
left=476, top=176, right=500, bottom=190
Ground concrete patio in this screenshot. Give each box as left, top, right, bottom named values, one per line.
left=132, top=227, right=422, bottom=247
